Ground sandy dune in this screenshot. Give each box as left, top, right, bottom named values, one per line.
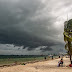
left=0, top=57, right=72, bottom=72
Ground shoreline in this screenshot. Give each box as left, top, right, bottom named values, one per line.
left=0, top=57, right=58, bottom=68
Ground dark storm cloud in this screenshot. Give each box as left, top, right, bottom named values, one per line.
left=0, top=0, right=72, bottom=53
left=0, top=29, right=58, bottom=51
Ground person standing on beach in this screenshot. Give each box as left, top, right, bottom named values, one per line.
left=59, top=56, right=60, bottom=58
left=52, top=56, right=53, bottom=59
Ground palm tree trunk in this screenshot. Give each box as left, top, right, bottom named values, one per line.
left=70, top=55, right=71, bottom=61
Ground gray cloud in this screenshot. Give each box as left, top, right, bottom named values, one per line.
left=40, top=46, right=53, bottom=52
left=0, top=0, right=72, bottom=54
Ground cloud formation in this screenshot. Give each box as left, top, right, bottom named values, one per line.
left=0, top=0, right=72, bottom=54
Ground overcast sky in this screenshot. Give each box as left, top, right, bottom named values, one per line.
left=0, top=0, right=72, bottom=55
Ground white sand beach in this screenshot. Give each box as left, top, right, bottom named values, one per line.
left=0, top=57, right=72, bottom=72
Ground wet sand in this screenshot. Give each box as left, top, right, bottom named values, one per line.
left=0, top=57, right=72, bottom=72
